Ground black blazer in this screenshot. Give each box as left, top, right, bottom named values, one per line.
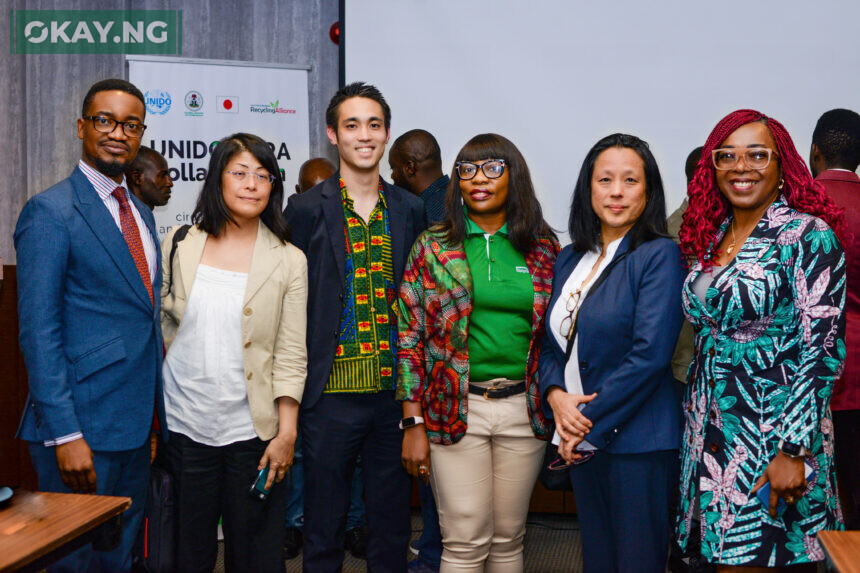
left=284, top=174, right=426, bottom=409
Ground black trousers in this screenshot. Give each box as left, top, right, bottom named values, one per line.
left=161, top=432, right=288, bottom=573
left=834, top=409, right=860, bottom=529
left=301, top=391, right=411, bottom=573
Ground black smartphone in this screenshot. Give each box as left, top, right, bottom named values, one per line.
left=250, top=466, right=271, bottom=500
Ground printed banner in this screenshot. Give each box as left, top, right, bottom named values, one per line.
left=128, top=57, right=310, bottom=239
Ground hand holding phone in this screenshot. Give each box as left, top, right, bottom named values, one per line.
left=250, top=466, right=272, bottom=501
left=754, top=459, right=815, bottom=518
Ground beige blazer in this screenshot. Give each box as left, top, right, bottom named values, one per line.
left=161, top=222, right=308, bottom=441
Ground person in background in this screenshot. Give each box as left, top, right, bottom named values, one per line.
left=387, top=128, right=447, bottom=573
left=667, top=145, right=710, bottom=573
left=283, top=155, right=370, bottom=560
left=389, top=129, right=449, bottom=226
left=540, top=133, right=684, bottom=572
left=295, top=157, right=337, bottom=195
left=810, top=108, right=860, bottom=530
left=399, top=133, right=559, bottom=572
left=126, top=145, right=173, bottom=211
left=677, top=109, right=845, bottom=569
left=667, top=147, right=703, bottom=385
left=126, top=146, right=173, bottom=464
left=285, top=82, right=425, bottom=573
left=667, top=147, right=704, bottom=240
left=160, top=132, right=307, bottom=572
left=14, top=78, right=166, bottom=572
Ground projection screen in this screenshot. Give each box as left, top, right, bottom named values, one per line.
left=345, top=0, right=860, bottom=242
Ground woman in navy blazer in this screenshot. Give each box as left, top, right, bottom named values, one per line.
left=539, top=134, right=685, bottom=572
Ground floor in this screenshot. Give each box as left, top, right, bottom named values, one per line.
left=214, top=511, right=583, bottom=572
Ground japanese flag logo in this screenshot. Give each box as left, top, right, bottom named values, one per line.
left=216, top=96, right=238, bottom=113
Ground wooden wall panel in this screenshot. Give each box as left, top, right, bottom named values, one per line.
left=0, top=266, right=37, bottom=489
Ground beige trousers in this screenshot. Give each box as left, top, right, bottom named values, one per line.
left=429, top=392, right=545, bottom=573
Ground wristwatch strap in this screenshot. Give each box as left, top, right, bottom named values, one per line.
left=399, top=416, right=425, bottom=430
left=778, top=439, right=806, bottom=458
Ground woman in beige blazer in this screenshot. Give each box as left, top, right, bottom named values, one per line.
left=160, top=133, right=307, bottom=573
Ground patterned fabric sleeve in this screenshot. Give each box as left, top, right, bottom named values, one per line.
left=396, top=235, right=429, bottom=402
left=779, top=218, right=847, bottom=449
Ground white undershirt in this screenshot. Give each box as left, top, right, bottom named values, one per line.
left=691, top=265, right=724, bottom=304
left=163, top=264, right=257, bottom=446
left=548, top=237, right=624, bottom=448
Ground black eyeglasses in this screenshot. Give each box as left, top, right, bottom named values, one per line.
left=455, top=159, right=506, bottom=180
left=82, top=115, right=147, bottom=138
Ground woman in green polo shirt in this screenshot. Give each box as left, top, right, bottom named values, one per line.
left=397, top=133, right=559, bottom=572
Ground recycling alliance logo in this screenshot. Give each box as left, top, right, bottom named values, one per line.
left=144, top=90, right=171, bottom=115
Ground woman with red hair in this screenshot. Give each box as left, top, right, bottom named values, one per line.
left=676, top=109, right=846, bottom=569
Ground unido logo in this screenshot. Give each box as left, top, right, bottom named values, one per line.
left=145, top=90, right=172, bottom=115
left=11, top=10, right=181, bottom=55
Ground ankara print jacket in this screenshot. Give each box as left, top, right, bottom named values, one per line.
left=676, top=198, right=846, bottom=566
left=396, top=227, right=559, bottom=445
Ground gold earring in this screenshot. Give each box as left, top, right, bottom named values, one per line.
left=778, top=178, right=784, bottom=190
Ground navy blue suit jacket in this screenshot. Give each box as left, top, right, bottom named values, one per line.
left=284, top=174, right=426, bottom=409
left=14, top=167, right=167, bottom=451
left=538, top=236, right=684, bottom=453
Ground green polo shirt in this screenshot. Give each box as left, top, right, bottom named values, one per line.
left=464, top=216, right=534, bottom=381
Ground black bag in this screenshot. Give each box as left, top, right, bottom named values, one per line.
left=131, top=225, right=188, bottom=571
left=133, top=464, right=176, bottom=573
left=537, top=251, right=632, bottom=492
left=537, top=440, right=573, bottom=491
left=166, top=224, right=191, bottom=293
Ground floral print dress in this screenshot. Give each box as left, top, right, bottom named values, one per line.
left=676, top=198, right=846, bottom=566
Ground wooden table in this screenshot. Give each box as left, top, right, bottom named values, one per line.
left=818, top=530, right=860, bottom=573
left=0, top=490, right=131, bottom=572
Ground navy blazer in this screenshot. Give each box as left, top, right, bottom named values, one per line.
left=538, top=236, right=684, bottom=453
left=14, top=167, right=167, bottom=451
left=284, top=174, right=426, bottom=409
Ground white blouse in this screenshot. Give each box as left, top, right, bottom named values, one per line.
left=548, top=236, right=624, bottom=448
left=163, top=264, right=257, bottom=447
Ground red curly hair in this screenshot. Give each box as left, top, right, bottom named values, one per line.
left=679, top=109, right=844, bottom=267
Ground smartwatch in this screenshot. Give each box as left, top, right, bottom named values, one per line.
left=778, top=439, right=805, bottom=458
left=399, top=416, right=425, bottom=430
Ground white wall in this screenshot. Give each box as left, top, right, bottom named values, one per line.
left=346, top=0, right=860, bottom=241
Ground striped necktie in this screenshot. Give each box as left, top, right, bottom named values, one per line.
left=112, top=187, right=153, bottom=304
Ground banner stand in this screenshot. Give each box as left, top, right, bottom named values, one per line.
left=127, top=55, right=311, bottom=240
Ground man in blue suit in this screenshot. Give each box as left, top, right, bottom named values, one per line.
left=14, top=78, right=166, bottom=572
